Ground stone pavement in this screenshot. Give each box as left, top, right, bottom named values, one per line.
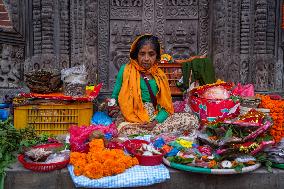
left=4, top=161, right=284, bottom=189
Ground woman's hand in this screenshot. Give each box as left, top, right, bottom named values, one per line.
left=140, top=120, right=158, bottom=131
left=108, top=105, right=120, bottom=118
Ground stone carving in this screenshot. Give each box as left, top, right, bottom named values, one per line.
left=70, top=0, right=85, bottom=66
left=198, top=0, right=209, bottom=55
left=165, top=20, right=197, bottom=59
left=142, top=0, right=154, bottom=34
left=59, top=0, right=70, bottom=56
left=110, top=21, right=141, bottom=71
left=166, top=1, right=198, bottom=19
left=33, top=0, right=42, bottom=55
left=98, top=0, right=110, bottom=91
left=240, top=55, right=250, bottom=84
left=275, top=49, right=283, bottom=91
left=155, top=0, right=166, bottom=47
left=109, top=21, right=141, bottom=89
left=1, top=0, right=283, bottom=94
left=110, top=0, right=142, bottom=19
left=84, top=0, right=98, bottom=84
left=252, top=54, right=276, bottom=91
left=240, top=0, right=251, bottom=55
left=24, top=54, right=57, bottom=71
left=0, top=44, right=24, bottom=87
left=212, top=0, right=279, bottom=91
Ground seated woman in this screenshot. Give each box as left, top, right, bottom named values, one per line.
left=109, top=34, right=199, bottom=136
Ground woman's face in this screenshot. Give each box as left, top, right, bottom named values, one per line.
left=137, top=43, right=157, bottom=70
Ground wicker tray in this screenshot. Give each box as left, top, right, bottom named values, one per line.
left=163, top=157, right=261, bottom=174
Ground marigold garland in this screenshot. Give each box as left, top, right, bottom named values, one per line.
left=257, top=94, right=284, bottom=143
left=70, top=139, right=139, bottom=179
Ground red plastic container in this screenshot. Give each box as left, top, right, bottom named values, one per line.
left=123, top=139, right=164, bottom=166
left=132, top=149, right=165, bottom=166
left=18, top=143, right=69, bottom=172
left=123, top=139, right=149, bottom=154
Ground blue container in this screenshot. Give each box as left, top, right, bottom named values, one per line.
left=0, top=109, right=8, bottom=121
left=0, top=103, right=10, bottom=121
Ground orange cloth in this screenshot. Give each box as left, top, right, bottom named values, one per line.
left=118, top=59, right=174, bottom=123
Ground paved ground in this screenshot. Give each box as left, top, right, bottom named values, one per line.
left=4, top=161, right=284, bottom=189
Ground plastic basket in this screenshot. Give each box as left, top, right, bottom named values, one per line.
left=158, top=63, right=183, bottom=96
left=18, top=143, right=69, bottom=172
left=132, top=149, right=165, bottom=166
left=14, top=102, right=93, bottom=135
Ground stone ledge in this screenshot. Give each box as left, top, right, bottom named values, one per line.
left=4, top=161, right=284, bottom=189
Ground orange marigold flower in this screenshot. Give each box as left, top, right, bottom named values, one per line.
left=83, top=162, right=104, bottom=179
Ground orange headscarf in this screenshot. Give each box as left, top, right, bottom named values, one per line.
left=118, top=35, right=174, bottom=123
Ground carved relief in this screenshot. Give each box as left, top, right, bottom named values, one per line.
left=70, top=0, right=85, bottom=66
left=110, top=21, right=141, bottom=70
left=110, top=0, right=142, bottom=19
left=155, top=0, right=166, bottom=47
left=254, top=0, right=268, bottom=54
left=98, top=0, right=110, bottom=91
left=33, top=0, right=42, bottom=55
left=84, top=0, right=98, bottom=84
left=24, top=54, right=57, bottom=71
left=109, top=21, right=141, bottom=89
left=240, top=55, right=250, bottom=84
left=142, top=0, right=154, bottom=34
left=240, top=0, right=251, bottom=55
left=165, top=0, right=198, bottom=19
left=164, top=20, right=198, bottom=59
left=226, top=54, right=240, bottom=83
left=252, top=55, right=275, bottom=91
left=0, top=44, right=24, bottom=87
left=198, top=0, right=209, bottom=55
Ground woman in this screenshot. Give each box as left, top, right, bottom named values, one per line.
left=109, top=34, right=199, bottom=136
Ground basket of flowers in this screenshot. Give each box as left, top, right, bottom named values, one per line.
left=18, top=143, right=70, bottom=172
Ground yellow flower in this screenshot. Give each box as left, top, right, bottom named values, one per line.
left=161, top=54, right=172, bottom=61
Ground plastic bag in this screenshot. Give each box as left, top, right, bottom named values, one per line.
left=232, top=83, right=255, bottom=97
left=201, top=86, right=230, bottom=100
left=91, top=111, right=112, bottom=126
left=69, top=124, right=118, bottom=152
left=61, top=65, right=87, bottom=84
left=90, top=123, right=118, bottom=138
left=61, top=65, right=88, bottom=97
left=69, top=125, right=97, bottom=152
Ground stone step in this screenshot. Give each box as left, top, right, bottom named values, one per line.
left=4, top=161, right=284, bottom=189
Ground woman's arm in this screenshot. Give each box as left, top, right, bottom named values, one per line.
left=111, top=64, right=126, bottom=101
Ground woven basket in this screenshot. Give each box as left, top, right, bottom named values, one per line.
left=25, top=69, right=62, bottom=93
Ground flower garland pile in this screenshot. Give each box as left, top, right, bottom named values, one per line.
left=70, top=139, right=139, bottom=179
left=257, top=94, right=284, bottom=143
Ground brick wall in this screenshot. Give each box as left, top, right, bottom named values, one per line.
left=0, top=0, right=12, bottom=29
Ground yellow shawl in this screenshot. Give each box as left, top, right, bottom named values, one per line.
left=118, top=36, right=174, bottom=123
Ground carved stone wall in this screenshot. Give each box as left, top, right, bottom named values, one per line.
left=0, top=0, right=25, bottom=89
left=0, top=0, right=283, bottom=95
left=98, top=0, right=210, bottom=92
left=212, top=0, right=283, bottom=92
